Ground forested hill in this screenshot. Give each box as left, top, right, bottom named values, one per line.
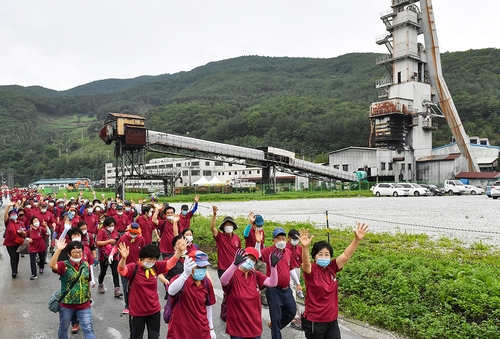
left=0, top=49, right=499, bottom=186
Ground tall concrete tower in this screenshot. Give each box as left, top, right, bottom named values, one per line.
left=370, top=0, right=434, bottom=160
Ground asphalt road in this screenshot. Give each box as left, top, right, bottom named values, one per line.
left=0, top=200, right=378, bottom=339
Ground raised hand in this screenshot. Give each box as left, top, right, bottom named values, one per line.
left=255, top=229, right=263, bottom=243
left=354, top=222, right=369, bottom=240
left=234, top=248, right=247, bottom=266
left=248, top=211, right=256, bottom=224
left=270, top=248, right=283, bottom=267
left=212, top=205, right=218, bottom=216
left=173, top=214, right=180, bottom=223
left=55, top=238, right=67, bottom=251
left=183, top=257, right=197, bottom=277
left=299, top=229, right=314, bottom=247
left=194, top=194, right=200, bottom=203
left=176, top=237, right=187, bottom=252
left=118, top=242, right=129, bottom=259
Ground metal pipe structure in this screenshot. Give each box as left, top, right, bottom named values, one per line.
left=420, top=0, right=480, bottom=172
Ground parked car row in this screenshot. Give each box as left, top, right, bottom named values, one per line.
left=371, top=182, right=485, bottom=197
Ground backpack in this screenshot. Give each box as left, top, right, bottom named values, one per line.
left=163, top=275, right=210, bottom=324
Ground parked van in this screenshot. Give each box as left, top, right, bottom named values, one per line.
left=444, top=180, right=466, bottom=196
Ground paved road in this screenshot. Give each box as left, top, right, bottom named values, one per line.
left=0, top=200, right=379, bottom=339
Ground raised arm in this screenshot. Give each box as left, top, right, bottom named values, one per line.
left=209, top=205, right=219, bottom=238
left=49, top=238, right=67, bottom=271
left=336, top=222, right=369, bottom=270
left=299, top=229, right=315, bottom=275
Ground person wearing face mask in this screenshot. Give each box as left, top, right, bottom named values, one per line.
left=136, top=205, right=156, bottom=245
left=26, top=216, right=49, bottom=280
left=34, top=201, right=56, bottom=256
left=117, top=241, right=184, bottom=339
left=115, top=222, right=145, bottom=314
left=299, top=223, right=369, bottom=339
left=220, top=247, right=283, bottom=339
left=209, top=205, right=241, bottom=279
left=286, top=229, right=303, bottom=330
left=76, top=221, right=97, bottom=260
left=177, top=194, right=199, bottom=231
left=181, top=228, right=199, bottom=253
left=81, top=204, right=99, bottom=236
left=23, top=200, right=35, bottom=222
left=167, top=251, right=216, bottom=339
left=243, top=212, right=268, bottom=306
left=153, top=205, right=179, bottom=258
left=106, top=201, right=118, bottom=217
left=3, top=204, right=27, bottom=278
left=260, top=227, right=302, bottom=339
left=50, top=238, right=96, bottom=339
left=114, top=205, right=131, bottom=236
left=96, top=217, right=122, bottom=296
left=123, top=200, right=137, bottom=221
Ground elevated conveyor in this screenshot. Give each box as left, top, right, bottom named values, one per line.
left=146, top=130, right=358, bottom=182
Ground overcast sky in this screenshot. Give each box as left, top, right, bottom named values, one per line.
left=1, top=0, right=498, bottom=91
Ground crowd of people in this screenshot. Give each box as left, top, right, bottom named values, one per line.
left=2, top=187, right=369, bottom=339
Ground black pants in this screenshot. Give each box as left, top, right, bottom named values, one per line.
left=129, top=311, right=160, bottom=339
left=29, top=251, right=46, bottom=276
left=301, top=317, right=340, bottom=339
left=98, top=259, right=120, bottom=287
left=6, top=245, right=20, bottom=275
left=266, top=287, right=296, bottom=339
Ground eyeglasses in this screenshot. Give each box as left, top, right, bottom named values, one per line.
left=70, top=250, right=83, bottom=256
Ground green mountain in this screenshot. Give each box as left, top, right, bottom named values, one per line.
left=1, top=49, right=499, bottom=186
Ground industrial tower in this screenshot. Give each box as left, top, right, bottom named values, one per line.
left=370, top=0, right=480, bottom=172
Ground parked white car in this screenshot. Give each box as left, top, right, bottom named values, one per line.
left=399, top=183, right=430, bottom=196
left=463, top=185, right=484, bottom=195
left=444, top=180, right=466, bottom=196
left=490, top=181, right=500, bottom=199
left=371, top=183, right=410, bottom=197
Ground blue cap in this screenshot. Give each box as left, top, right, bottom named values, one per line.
left=272, top=227, right=286, bottom=238
left=254, top=214, right=264, bottom=226
left=189, top=250, right=211, bottom=267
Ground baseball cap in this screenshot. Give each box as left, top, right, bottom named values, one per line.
left=244, top=247, right=260, bottom=261
left=181, top=204, right=189, bottom=211
left=288, top=229, right=300, bottom=240
left=272, top=227, right=286, bottom=238
left=254, top=214, right=264, bottom=226
left=188, top=250, right=211, bottom=267
left=219, top=216, right=238, bottom=231
left=116, top=204, right=123, bottom=210
left=40, top=201, right=48, bottom=207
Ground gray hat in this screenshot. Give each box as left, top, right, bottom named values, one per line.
left=219, top=216, right=238, bottom=231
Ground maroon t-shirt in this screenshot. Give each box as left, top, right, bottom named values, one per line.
left=158, top=219, right=176, bottom=254
left=261, top=246, right=292, bottom=289
left=177, top=212, right=193, bottom=233
left=81, top=213, right=99, bottom=235
left=167, top=275, right=216, bottom=339
left=286, top=242, right=302, bottom=269
left=303, top=260, right=342, bottom=322
left=33, top=210, right=56, bottom=229
left=3, top=220, right=25, bottom=246
left=135, top=215, right=155, bottom=245
left=116, top=233, right=145, bottom=264
left=225, top=269, right=268, bottom=337
left=114, top=213, right=131, bottom=233
left=214, top=232, right=241, bottom=271
left=122, top=261, right=171, bottom=316
left=244, top=227, right=266, bottom=248
left=26, top=226, right=48, bottom=253
left=96, top=228, right=119, bottom=260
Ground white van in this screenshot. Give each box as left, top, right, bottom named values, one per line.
left=444, top=180, right=466, bottom=196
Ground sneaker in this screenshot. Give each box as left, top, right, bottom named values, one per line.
left=122, top=308, right=129, bottom=314
left=114, top=287, right=123, bottom=297
left=71, top=324, right=80, bottom=334
left=290, top=319, right=303, bottom=331
left=98, top=284, right=105, bottom=294
left=39, top=268, right=44, bottom=275
left=30, top=275, right=37, bottom=280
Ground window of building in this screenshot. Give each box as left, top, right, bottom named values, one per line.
left=228, top=163, right=233, bottom=167
left=242, top=171, right=245, bottom=174
left=381, top=162, right=386, bottom=170
left=191, top=170, right=200, bottom=176
left=192, top=161, right=199, bottom=166
left=182, top=170, right=188, bottom=176
left=215, top=161, right=223, bottom=166
left=176, top=163, right=181, bottom=167
left=205, top=161, right=210, bottom=166
left=401, top=163, right=405, bottom=170
left=166, top=164, right=173, bottom=168
left=388, top=163, right=393, bottom=170
left=333, top=165, right=339, bottom=169
left=257, top=170, right=260, bottom=174
left=408, top=163, right=412, bottom=171
left=249, top=171, right=252, bottom=174
left=342, top=164, right=349, bottom=171
left=203, top=170, right=212, bottom=176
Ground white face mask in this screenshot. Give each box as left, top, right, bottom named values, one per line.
left=107, top=227, right=114, bottom=232
left=117, top=211, right=123, bottom=215
left=224, top=226, right=233, bottom=234
left=148, top=211, right=153, bottom=217
left=82, top=230, right=88, bottom=235
left=166, top=215, right=174, bottom=221
left=130, top=234, right=138, bottom=239
left=256, top=227, right=263, bottom=231
left=95, top=207, right=101, bottom=212
left=275, top=241, right=286, bottom=250
left=185, top=235, right=193, bottom=243
left=73, top=237, right=82, bottom=242
left=291, top=239, right=300, bottom=246
left=142, top=261, right=154, bottom=269
left=87, top=208, right=93, bottom=213
left=49, top=202, right=54, bottom=207
left=33, top=222, right=40, bottom=227
left=125, top=207, right=131, bottom=212
left=40, top=208, right=47, bottom=213
left=70, top=257, right=82, bottom=263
